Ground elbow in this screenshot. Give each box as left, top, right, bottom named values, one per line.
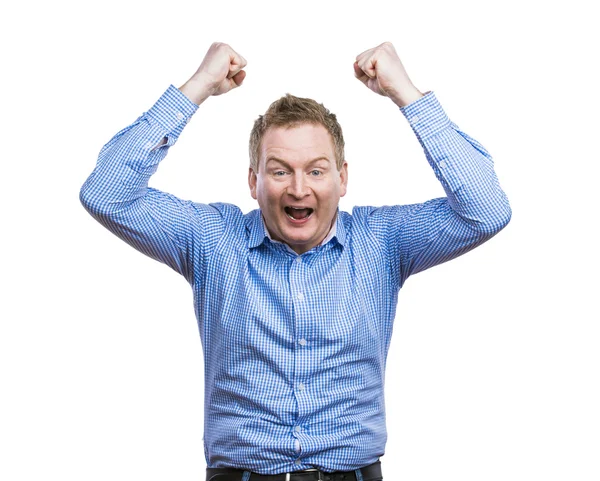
left=501, top=202, right=513, bottom=228
left=79, top=182, right=94, bottom=213
left=79, top=178, right=107, bottom=217
left=479, top=199, right=512, bottom=237
left=80, top=176, right=141, bottom=218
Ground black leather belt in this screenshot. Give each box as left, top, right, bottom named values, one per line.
left=206, top=460, right=382, bottom=481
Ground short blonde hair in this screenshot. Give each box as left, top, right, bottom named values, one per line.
left=249, top=94, right=345, bottom=172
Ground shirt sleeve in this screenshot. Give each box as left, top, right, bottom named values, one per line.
left=79, top=85, right=225, bottom=285
left=367, top=91, right=512, bottom=290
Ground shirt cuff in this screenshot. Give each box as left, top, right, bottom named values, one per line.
left=145, top=85, right=199, bottom=141
left=399, top=91, right=451, bottom=141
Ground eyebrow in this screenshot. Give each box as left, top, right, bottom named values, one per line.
left=265, top=156, right=331, bottom=168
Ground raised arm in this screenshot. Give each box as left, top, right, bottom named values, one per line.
left=354, top=42, right=512, bottom=288
left=79, top=43, right=247, bottom=283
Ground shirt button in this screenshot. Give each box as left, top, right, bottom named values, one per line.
left=296, top=292, right=304, bottom=301
left=294, top=440, right=301, bottom=452
left=439, top=160, right=447, bottom=168
left=295, top=256, right=302, bottom=263
left=176, top=112, right=184, bottom=121
left=295, top=459, right=301, bottom=465
left=411, top=115, right=420, bottom=124
left=298, top=339, right=307, bottom=346
left=294, top=426, right=302, bottom=432
left=297, top=382, right=305, bottom=391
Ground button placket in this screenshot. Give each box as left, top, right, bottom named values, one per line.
left=290, top=254, right=311, bottom=427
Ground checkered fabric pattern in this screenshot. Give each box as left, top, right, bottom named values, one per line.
left=80, top=86, right=511, bottom=474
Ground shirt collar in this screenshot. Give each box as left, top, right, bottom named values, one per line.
left=247, top=209, right=346, bottom=251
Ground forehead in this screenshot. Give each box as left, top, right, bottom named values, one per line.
left=260, top=123, right=335, bottom=164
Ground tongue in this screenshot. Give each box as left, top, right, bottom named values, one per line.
left=289, top=208, right=311, bottom=220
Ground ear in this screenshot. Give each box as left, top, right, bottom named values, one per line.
left=248, top=167, right=258, bottom=200
left=339, top=161, right=348, bottom=197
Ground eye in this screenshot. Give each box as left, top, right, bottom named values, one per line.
left=274, top=170, right=287, bottom=176
left=310, top=170, right=322, bottom=176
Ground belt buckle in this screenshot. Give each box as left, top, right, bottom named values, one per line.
left=284, top=469, right=321, bottom=481
left=283, top=472, right=317, bottom=480
left=283, top=468, right=325, bottom=481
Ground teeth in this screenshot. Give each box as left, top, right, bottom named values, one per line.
left=285, top=207, right=313, bottom=220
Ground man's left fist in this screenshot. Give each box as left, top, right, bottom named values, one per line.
left=354, top=42, right=423, bottom=108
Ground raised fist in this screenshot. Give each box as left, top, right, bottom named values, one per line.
left=354, top=42, right=422, bottom=107
left=180, top=42, right=247, bottom=105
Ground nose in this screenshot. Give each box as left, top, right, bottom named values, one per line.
left=287, top=173, right=310, bottom=199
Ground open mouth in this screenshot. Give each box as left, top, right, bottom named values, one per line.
left=284, top=207, right=314, bottom=221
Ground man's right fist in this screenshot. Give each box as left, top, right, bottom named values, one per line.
left=179, top=42, right=247, bottom=105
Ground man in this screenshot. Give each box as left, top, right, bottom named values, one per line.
left=80, top=41, right=511, bottom=481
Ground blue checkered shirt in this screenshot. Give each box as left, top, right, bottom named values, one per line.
left=80, top=86, right=511, bottom=474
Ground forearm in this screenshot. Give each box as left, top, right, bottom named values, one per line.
left=80, top=85, right=197, bottom=215
left=79, top=86, right=201, bottom=279
left=353, top=42, right=510, bottom=232
left=80, top=42, right=246, bottom=279
left=400, top=92, right=512, bottom=235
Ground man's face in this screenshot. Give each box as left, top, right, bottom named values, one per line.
left=248, top=123, right=348, bottom=255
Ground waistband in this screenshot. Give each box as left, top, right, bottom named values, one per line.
left=206, top=460, right=382, bottom=481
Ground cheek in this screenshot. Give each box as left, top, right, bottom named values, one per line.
left=319, top=184, right=342, bottom=206
left=257, top=182, right=281, bottom=205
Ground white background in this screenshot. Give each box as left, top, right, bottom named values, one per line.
left=1, top=1, right=598, bottom=480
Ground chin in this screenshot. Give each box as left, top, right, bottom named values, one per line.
left=282, top=233, right=312, bottom=246
left=277, top=229, right=311, bottom=245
